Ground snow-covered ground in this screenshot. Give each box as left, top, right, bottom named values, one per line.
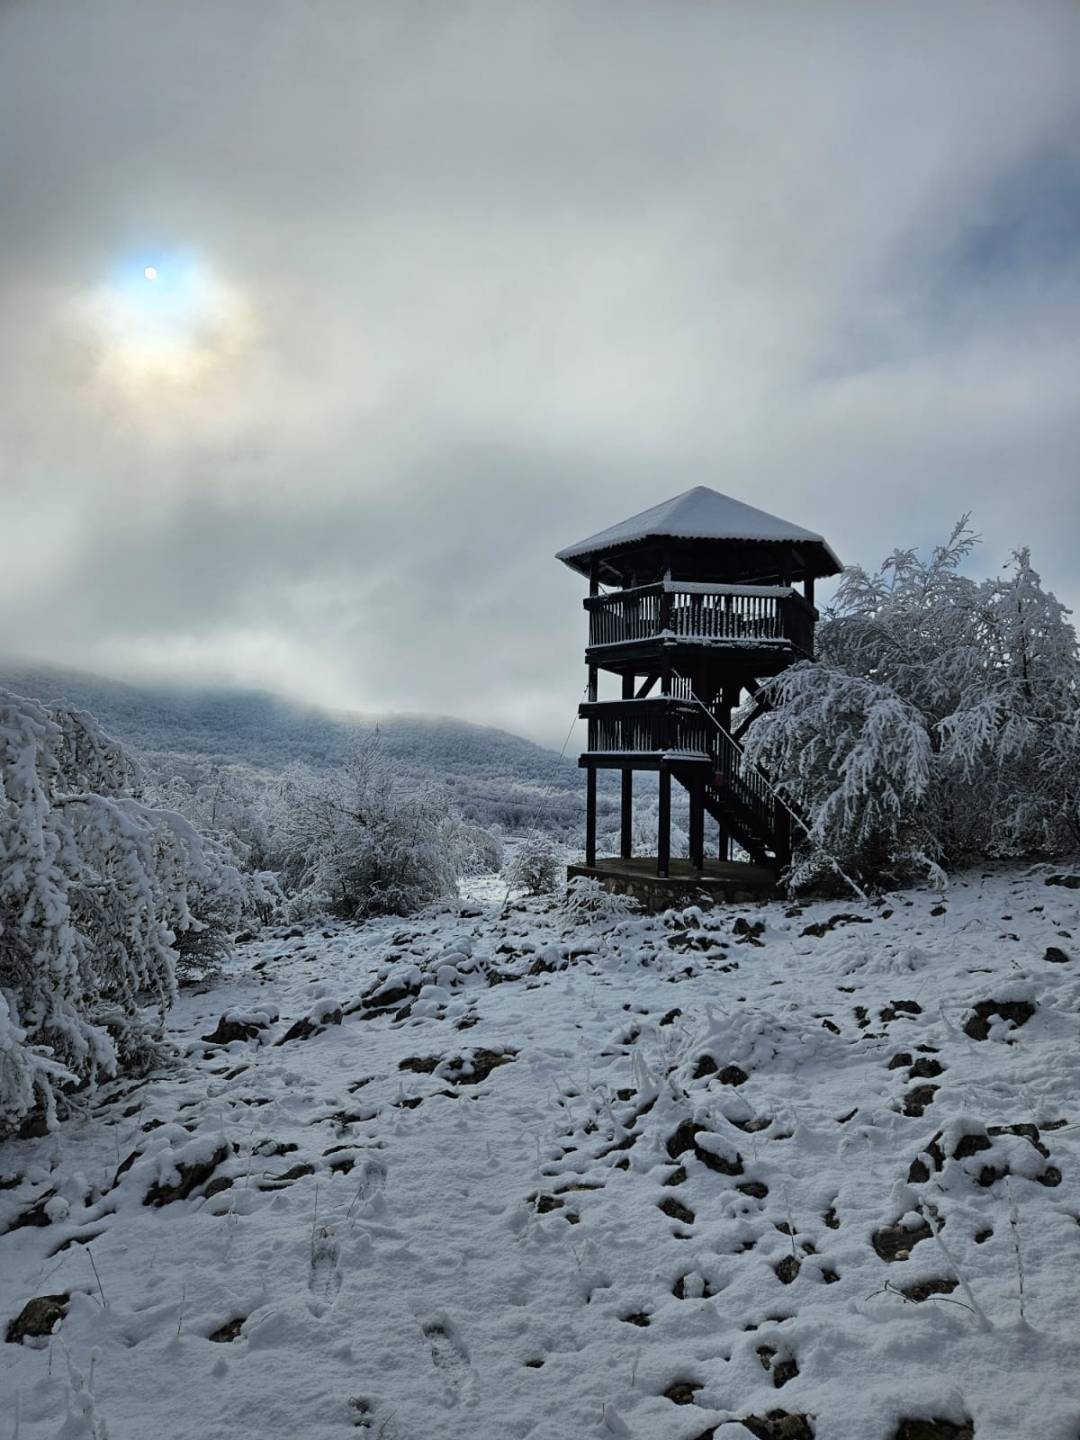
left=3, top=865, right=1080, bottom=1440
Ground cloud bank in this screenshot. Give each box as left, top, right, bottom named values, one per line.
left=2, top=0, right=1078, bottom=745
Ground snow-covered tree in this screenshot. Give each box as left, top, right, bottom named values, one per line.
left=0, top=691, right=244, bottom=1136
left=269, top=739, right=484, bottom=917
left=146, top=757, right=274, bottom=873
left=502, top=832, right=565, bottom=896
left=742, top=524, right=1080, bottom=888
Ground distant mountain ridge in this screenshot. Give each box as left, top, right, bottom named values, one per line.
left=0, top=658, right=599, bottom=836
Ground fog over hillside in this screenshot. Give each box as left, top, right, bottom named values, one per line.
left=0, top=656, right=612, bottom=838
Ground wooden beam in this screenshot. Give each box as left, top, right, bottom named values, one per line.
left=619, top=671, right=634, bottom=859
left=586, top=767, right=597, bottom=867
left=657, top=767, right=671, bottom=878
left=635, top=673, right=658, bottom=699
left=621, top=770, right=633, bottom=860
left=717, top=814, right=730, bottom=863
left=689, top=772, right=704, bottom=872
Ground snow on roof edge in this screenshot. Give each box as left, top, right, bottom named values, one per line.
left=556, top=486, right=841, bottom=573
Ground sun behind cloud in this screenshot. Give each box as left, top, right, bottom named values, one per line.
left=82, top=252, right=253, bottom=401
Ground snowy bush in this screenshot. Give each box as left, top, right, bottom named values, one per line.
left=561, top=874, right=640, bottom=920
left=269, top=740, right=487, bottom=917
left=147, top=758, right=275, bottom=873
left=743, top=523, right=1080, bottom=888
left=0, top=690, right=244, bottom=1135
left=502, top=832, right=565, bottom=896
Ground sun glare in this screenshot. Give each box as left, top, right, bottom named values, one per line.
left=84, top=253, right=249, bottom=397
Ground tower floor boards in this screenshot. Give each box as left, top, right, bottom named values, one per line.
left=566, top=855, right=780, bottom=912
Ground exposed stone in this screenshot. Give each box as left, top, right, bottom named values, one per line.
left=143, top=1143, right=229, bottom=1207
left=872, top=1216, right=934, bottom=1262
left=208, top=1316, right=245, bottom=1342
left=202, top=1016, right=262, bottom=1045
left=903, top=1085, right=939, bottom=1117
left=953, top=1133, right=992, bottom=1160
left=738, top=1181, right=770, bottom=1200
left=275, top=1009, right=343, bottom=1045
left=900, top=1277, right=958, bottom=1302
left=399, top=1054, right=442, bottom=1074
left=658, top=1197, right=695, bottom=1225
left=257, top=1162, right=315, bottom=1191
left=740, top=1410, right=815, bottom=1440
left=909, top=1057, right=945, bottom=1079
left=442, top=1049, right=517, bottom=1084
left=963, top=999, right=1035, bottom=1041
left=664, top=1380, right=703, bottom=1404
left=6, top=1294, right=69, bottom=1344
left=666, top=1120, right=698, bottom=1161
left=893, top=1420, right=973, bottom=1440
left=3, top=1194, right=56, bottom=1233
left=774, top=1255, right=801, bottom=1284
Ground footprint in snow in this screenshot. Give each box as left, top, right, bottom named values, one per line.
left=357, top=1158, right=387, bottom=1204
left=309, top=1227, right=343, bottom=1300
left=423, top=1319, right=475, bottom=1406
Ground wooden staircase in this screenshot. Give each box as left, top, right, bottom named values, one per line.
left=671, top=723, right=790, bottom=866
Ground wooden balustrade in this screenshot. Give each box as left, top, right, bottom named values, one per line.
left=580, top=697, right=781, bottom=844
left=584, top=582, right=815, bottom=655
left=580, top=697, right=713, bottom=757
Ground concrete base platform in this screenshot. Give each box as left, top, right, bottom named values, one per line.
left=566, top=856, right=781, bottom=912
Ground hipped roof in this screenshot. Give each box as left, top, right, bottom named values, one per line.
left=556, top=486, right=842, bottom=580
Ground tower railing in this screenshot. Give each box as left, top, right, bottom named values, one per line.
left=584, top=582, right=815, bottom=655
left=580, top=697, right=713, bottom=757
left=579, top=694, right=783, bottom=852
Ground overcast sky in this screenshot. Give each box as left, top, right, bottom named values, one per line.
left=2, top=0, right=1078, bottom=748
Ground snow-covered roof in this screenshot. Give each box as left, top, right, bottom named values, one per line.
left=556, top=486, right=841, bottom=577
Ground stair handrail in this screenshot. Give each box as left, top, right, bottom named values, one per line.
left=682, top=686, right=869, bottom=903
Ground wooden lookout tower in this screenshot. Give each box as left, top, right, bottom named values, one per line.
left=557, top=487, right=842, bottom=899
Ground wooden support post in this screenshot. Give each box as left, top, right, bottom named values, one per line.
left=689, top=771, right=704, bottom=872
left=657, top=767, right=671, bottom=878
left=620, top=671, right=634, bottom=860
left=586, top=767, right=597, bottom=867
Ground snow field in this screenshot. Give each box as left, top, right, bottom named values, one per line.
left=2, top=865, right=1080, bottom=1439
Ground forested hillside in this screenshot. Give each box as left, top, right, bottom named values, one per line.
left=0, top=658, right=608, bottom=837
